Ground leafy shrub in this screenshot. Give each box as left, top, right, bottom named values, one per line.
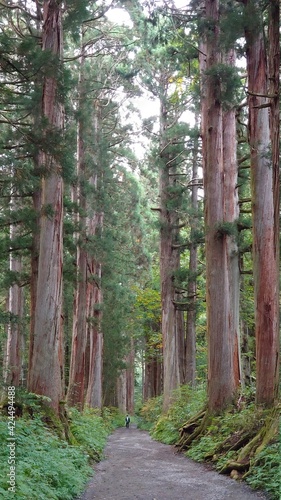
left=246, top=442, right=280, bottom=500
left=185, top=404, right=267, bottom=464
left=0, top=402, right=123, bottom=499
left=69, top=408, right=109, bottom=461
left=136, top=394, right=163, bottom=431
left=0, top=417, right=91, bottom=499
left=137, top=384, right=206, bottom=442
left=152, top=384, right=206, bottom=444
left=101, top=406, right=125, bottom=430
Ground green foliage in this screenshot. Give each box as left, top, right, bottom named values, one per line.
left=185, top=403, right=263, bottom=460
left=204, top=63, right=241, bottom=108
left=0, top=416, right=91, bottom=499
left=184, top=404, right=279, bottom=498
left=0, top=401, right=123, bottom=499
left=69, top=407, right=124, bottom=461
left=137, top=385, right=206, bottom=441
left=152, top=385, right=207, bottom=444
left=136, top=394, right=163, bottom=431
left=215, top=220, right=238, bottom=239
left=246, top=442, right=280, bottom=499
left=138, top=387, right=278, bottom=498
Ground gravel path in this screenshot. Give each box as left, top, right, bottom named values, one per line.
left=78, top=425, right=268, bottom=500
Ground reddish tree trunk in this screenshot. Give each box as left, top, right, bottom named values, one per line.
left=117, top=370, right=127, bottom=414
left=223, top=50, right=241, bottom=389
left=177, top=305, right=186, bottom=385
left=28, top=0, right=64, bottom=413
left=244, top=0, right=279, bottom=406
left=84, top=102, right=104, bottom=408
left=67, top=242, right=88, bottom=407
left=203, top=0, right=239, bottom=412
left=85, top=253, right=103, bottom=408
left=159, top=99, right=180, bottom=412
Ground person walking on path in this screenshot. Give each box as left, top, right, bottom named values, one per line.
left=125, top=414, right=130, bottom=428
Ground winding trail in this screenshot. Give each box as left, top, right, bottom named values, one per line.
left=78, top=425, right=268, bottom=500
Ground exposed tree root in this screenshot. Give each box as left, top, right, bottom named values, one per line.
left=176, top=407, right=209, bottom=451
left=218, top=405, right=279, bottom=476
left=175, top=403, right=279, bottom=486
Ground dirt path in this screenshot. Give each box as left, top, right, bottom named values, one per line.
left=78, top=425, right=268, bottom=500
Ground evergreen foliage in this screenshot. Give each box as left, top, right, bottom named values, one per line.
left=204, top=63, right=241, bottom=108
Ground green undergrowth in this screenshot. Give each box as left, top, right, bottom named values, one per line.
left=0, top=392, right=123, bottom=499
left=137, top=384, right=206, bottom=443
left=184, top=404, right=279, bottom=499
left=245, top=441, right=279, bottom=499
left=138, top=386, right=279, bottom=499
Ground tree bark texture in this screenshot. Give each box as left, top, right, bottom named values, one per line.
left=203, top=0, right=239, bottom=412
left=159, top=97, right=180, bottom=412
left=222, top=50, right=241, bottom=389
left=28, top=0, right=64, bottom=413
left=185, top=114, right=200, bottom=387
left=117, top=370, right=127, bottom=414
left=84, top=101, right=104, bottom=408
left=243, top=0, right=279, bottom=406
left=85, top=252, right=103, bottom=408
left=4, top=216, right=24, bottom=386
left=28, top=189, right=41, bottom=388
left=67, top=41, right=87, bottom=408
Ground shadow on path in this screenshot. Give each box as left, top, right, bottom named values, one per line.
left=78, top=426, right=268, bottom=500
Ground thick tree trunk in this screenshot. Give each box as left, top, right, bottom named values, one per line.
left=159, top=100, right=180, bottom=412
left=203, top=0, right=239, bottom=412
left=28, top=0, right=64, bottom=413
left=144, top=358, right=153, bottom=400
left=117, top=370, right=127, bottom=414
left=143, top=335, right=162, bottom=401
left=85, top=255, right=103, bottom=408
left=223, top=50, right=241, bottom=389
left=268, top=0, right=280, bottom=402
left=67, top=241, right=88, bottom=407
left=244, top=1, right=279, bottom=406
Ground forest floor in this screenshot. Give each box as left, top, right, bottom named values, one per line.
left=77, top=424, right=269, bottom=500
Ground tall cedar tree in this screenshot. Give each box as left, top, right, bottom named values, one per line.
left=243, top=0, right=279, bottom=406
left=202, top=0, right=240, bottom=412
left=28, top=0, right=64, bottom=413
